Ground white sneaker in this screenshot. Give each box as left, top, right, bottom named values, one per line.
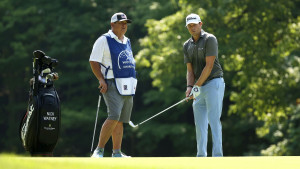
left=112, top=152, right=131, bottom=158
left=91, top=148, right=104, bottom=158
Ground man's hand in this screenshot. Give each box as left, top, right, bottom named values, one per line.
left=98, top=79, right=107, bottom=94
left=186, top=86, right=193, bottom=101
left=189, top=85, right=201, bottom=99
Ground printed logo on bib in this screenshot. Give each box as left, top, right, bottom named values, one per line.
left=123, top=85, right=128, bottom=90
left=118, top=50, right=135, bottom=69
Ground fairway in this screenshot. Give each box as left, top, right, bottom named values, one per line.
left=1, top=155, right=300, bottom=169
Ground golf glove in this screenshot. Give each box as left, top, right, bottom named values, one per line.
left=189, top=85, right=201, bottom=98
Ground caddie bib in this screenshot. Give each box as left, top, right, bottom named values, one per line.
left=104, top=34, right=137, bottom=96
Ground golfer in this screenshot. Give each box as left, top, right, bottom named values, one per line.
left=184, top=13, right=225, bottom=157
left=89, top=12, right=137, bottom=158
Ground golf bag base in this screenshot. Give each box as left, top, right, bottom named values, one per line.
left=20, top=86, right=61, bottom=156
left=31, top=152, right=53, bottom=157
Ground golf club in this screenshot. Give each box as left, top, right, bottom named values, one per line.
left=129, top=97, right=189, bottom=128
left=90, top=95, right=101, bottom=156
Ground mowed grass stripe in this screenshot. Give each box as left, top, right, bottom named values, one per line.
left=1, top=156, right=300, bottom=169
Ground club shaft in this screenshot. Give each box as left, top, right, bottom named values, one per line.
left=90, top=95, right=101, bottom=154
left=137, top=97, right=188, bottom=126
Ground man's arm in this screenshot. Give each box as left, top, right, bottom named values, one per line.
left=186, top=63, right=195, bottom=98
left=89, top=61, right=107, bottom=93
left=194, top=55, right=215, bottom=87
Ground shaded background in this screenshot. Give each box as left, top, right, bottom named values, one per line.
left=0, top=0, right=299, bottom=157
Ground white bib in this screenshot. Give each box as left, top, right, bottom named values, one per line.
left=115, top=77, right=137, bottom=96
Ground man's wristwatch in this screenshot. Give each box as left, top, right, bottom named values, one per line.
left=187, top=85, right=193, bottom=88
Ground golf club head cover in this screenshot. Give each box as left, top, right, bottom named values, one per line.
left=190, top=85, right=201, bottom=98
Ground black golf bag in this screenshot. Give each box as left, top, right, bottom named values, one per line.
left=20, top=50, right=61, bottom=156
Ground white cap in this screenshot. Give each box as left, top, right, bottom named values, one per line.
left=185, top=13, right=201, bottom=26
left=111, top=12, right=132, bottom=23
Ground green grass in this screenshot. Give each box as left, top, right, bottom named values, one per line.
left=1, top=154, right=300, bottom=169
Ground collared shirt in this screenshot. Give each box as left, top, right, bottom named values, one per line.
left=183, top=29, right=223, bottom=84
left=89, top=30, right=129, bottom=79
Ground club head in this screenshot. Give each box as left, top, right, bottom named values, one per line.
left=33, top=50, right=45, bottom=59
left=129, top=121, right=138, bottom=128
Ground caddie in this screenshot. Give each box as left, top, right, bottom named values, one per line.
left=89, top=12, right=137, bottom=158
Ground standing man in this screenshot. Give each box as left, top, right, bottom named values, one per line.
left=89, top=12, right=137, bottom=158
left=184, top=13, right=225, bottom=157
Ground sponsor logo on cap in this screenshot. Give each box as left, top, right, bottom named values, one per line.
left=187, top=17, right=197, bottom=21
left=120, top=14, right=126, bottom=19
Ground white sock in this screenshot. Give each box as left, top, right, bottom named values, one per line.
left=96, top=147, right=104, bottom=153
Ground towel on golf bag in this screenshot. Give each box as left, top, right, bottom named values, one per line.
left=20, top=86, right=60, bottom=156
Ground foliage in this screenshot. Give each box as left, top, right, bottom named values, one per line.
left=261, top=106, right=300, bottom=156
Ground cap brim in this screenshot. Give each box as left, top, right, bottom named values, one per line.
left=119, top=19, right=132, bottom=23
left=186, top=21, right=201, bottom=27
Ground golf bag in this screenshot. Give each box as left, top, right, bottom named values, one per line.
left=20, top=50, right=61, bottom=156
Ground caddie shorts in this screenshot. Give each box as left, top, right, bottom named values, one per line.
left=102, top=79, right=133, bottom=123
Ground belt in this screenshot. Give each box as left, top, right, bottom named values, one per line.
left=105, top=78, right=114, bottom=81
left=208, top=76, right=223, bottom=81
left=203, top=76, right=223, bottom=86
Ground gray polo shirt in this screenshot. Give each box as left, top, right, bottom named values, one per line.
left=183, top=29, right=223, bottom=85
